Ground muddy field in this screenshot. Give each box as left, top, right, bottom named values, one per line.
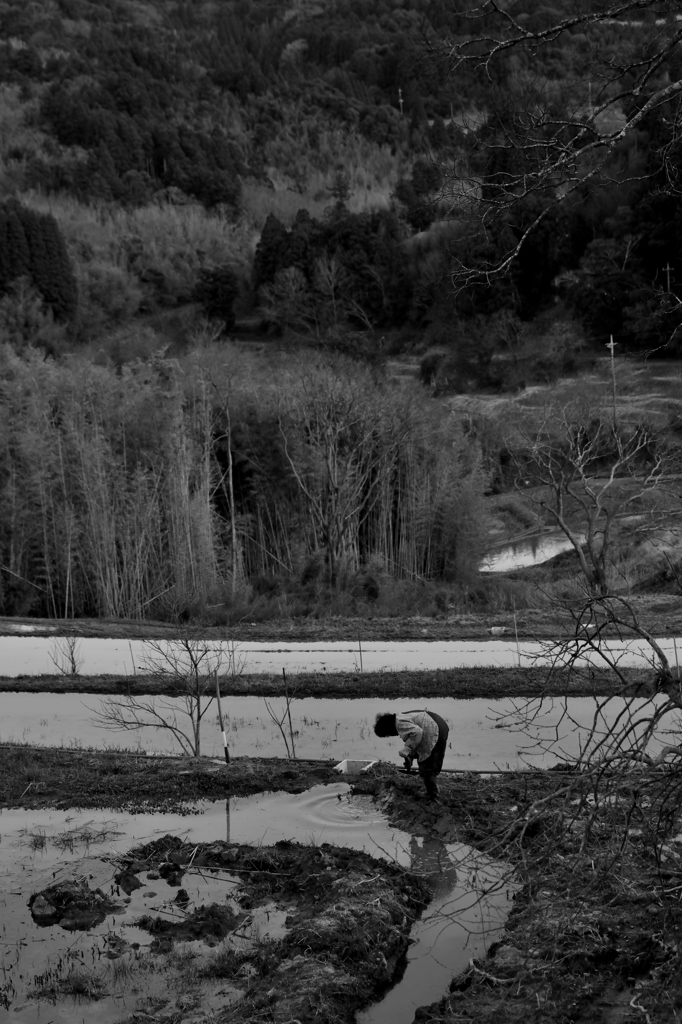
left=2, top=607, right=681, bottom=1023
left=3, top=745, right=682, bottom=1023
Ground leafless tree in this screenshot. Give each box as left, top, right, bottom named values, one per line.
left=491, top=399, right=682, bottom=859
left=260, top=266, right=321, bottom=335
left=278, top=364, right=409, bottom=586
left=263, top=668, right=300, bottom=759
left=91, top=636, right=243, bottom=757
left=49, top=636, right=83, bottom=676
left=514, top=402, right=680, bottom=596
left=431, top=0, right=682, bottom=283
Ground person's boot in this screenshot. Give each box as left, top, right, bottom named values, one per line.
left=424, top=775, right=440, bottom=802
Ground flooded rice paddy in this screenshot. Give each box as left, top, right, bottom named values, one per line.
left=481, top=530, right=579, bottom=573
left=1, top=692, right=681, bottom=768
left=1, top=784, right=509, bottom=1024
left=3, top=632, right=679, bottom=1020
left=3, top=634, right=682, bottom=675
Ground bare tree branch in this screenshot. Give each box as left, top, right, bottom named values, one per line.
left=90, top=635, right=244, bottom=756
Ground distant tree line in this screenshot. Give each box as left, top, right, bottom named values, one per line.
left=0, top=350, right=486, bottom=619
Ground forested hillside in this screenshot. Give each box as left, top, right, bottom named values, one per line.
left=0, top=0, right=681, bottom=621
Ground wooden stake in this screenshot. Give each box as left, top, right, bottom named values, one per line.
left=283, top=668, right=296, bottom=758
left=513, top=605, right=521, bottom=668
left=215, top=673, right=229, bottom=764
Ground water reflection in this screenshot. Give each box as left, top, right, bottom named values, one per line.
left=359, top=835, right=510, bottom=1024
left=2, top=691, right=679, bottom=770
left=1, top=786, right=508, bottom=1023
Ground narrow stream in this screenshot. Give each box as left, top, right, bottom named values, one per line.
left=0, top=784, right=510, bottom=1024
left=481, top=530, right=581, bottom=572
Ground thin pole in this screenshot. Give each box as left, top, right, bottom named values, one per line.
left=607, top=335, right=617, bottom=428
left=284, top=668, right=296, bottom=759
left=215, top=673, right=229, bottom=764
left=513, top=605, right=521, bottom=669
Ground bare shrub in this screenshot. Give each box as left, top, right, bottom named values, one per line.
left=91, top=635, right=243, bottom=756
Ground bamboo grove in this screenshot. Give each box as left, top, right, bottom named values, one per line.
left=0, top=345, right=488, bottom=619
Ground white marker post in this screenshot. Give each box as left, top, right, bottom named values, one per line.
left=215, top=673, right=229, bottom=764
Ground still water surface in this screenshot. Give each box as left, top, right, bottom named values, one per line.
left=1, top=692, right=679, bottom=768
left=1, top=784, right=509, bottom=1024
left=2, top=634, right=682, bottom=674
left=481, top=530, right=579, bottom=572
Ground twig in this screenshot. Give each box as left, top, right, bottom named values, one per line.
left=630, top=995, right=653, bottom=1024
left=468, top=958, right=514, bottom=986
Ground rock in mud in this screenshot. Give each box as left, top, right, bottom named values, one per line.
left=158, top=861, right=184, bottom=886
left=174, top=888, right=190, bottom=908
left=30, top=894, right=58, bottom=921
left=115, top=869, right=143, bottom=894
left=29, top=878, right=119, bottom=929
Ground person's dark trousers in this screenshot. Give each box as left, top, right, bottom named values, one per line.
left=418, top=711, right=449, bottom=799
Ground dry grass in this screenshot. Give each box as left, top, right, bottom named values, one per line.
left=18, top=819, right=124, bottom=850
left=450, top=359, right=682, bottom=443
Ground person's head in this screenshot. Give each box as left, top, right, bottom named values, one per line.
left=374, top=712, right=398, bottom=738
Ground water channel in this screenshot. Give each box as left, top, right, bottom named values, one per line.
left=480, top=530, right=580, bottom=573
left=1, top=784, right=510, bottom=1024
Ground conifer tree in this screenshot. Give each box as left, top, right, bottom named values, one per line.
left=0, top=207, right=13, bottom=293
left=33, top=212, right=78, bottom=322
left=4, top=204, right=31, bottom=282
left=253, top=214, right=290, bottom=288
left=0, top=201, right=77, bottom=322
left=194, top=266, right=238, bottom=330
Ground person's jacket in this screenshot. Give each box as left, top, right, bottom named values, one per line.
left=396, top=710, right=438, bottom=763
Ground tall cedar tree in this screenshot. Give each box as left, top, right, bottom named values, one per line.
left=0, top=201, right=78, bottom=322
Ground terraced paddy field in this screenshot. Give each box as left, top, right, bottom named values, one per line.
left=2, top=610, right=682, bottom=1023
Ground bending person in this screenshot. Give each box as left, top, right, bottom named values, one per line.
left=374, top=709, right=449, bottom=800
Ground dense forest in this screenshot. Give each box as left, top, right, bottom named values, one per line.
left=0, top=0, right=680, bottom=619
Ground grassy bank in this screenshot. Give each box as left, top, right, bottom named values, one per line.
left=0, top=666, right=656, bottom=699
left=0, top=745, right=343, bottom=810
left=2, top=595, right=682, bottom=641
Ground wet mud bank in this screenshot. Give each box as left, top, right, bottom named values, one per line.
left=115, top=835, right=431, bottom=1024
left=0, top=746, right=347, bottom=810
left=366, top=771, right=682, bottom=1024
left=0, top=665, right=656, bottom=699
left=5, top=751, right=682, bottom=1023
